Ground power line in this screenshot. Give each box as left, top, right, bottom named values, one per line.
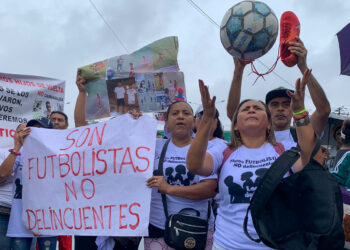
left=185, top=0, right=295, bottom=89
left=89, top=0, right=129, bottom=53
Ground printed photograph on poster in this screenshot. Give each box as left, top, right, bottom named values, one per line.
left=80, top=60, right=107, bottom=82
left=107, top=77, right=139, bottom=116
left=85, top=79, right=110, bottom=121
left=135, top=72, right=186, bottom=112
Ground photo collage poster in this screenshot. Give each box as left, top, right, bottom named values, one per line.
left=80, top=36, right=186, bottom=121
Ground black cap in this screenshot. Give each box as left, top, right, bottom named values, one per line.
left=265, top=87, right=294, bottom=104
left=27, top=117, right=54, bottom=129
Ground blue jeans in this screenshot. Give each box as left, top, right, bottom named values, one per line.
left=0, top=213, right=11, bottom=249
left=10, top=236, right=57, bottom=250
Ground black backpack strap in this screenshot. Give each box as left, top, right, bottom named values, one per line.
left=243, top=146, right=301, bottom=242
left=243, top=139, right=322, bottom=242
left=290, top=126, right=298, bottom=143
left=158, top=139, right=171, bottom=218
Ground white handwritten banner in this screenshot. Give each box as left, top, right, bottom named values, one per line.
left=0, top=72, right=65, bottom=149
left=22, top=114, right=156, bottom=236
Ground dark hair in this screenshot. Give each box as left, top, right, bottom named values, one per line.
left=50, top=111, right=68, bottom=123
left=213, top=118, right=224, bottom=139
left=228, top=99, right=275, bottom=149
left=46, top=101, right=50, bottom=105
left=341, top=119, right=350, bottom=144
left=165, top=101, right=193, bottom=120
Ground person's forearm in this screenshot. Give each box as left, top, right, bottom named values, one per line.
left=0, top=153, right=17, bottom=181
left=187, top=116, right=213, bottom=176
left=298, top=67, right=330, bottom=136
left=74, top=91, right=88, bottom=127
left=167, top=179, right=217, bottom=200
left=227, top=66, right=244, bottom=120
left=295, top=122, right=316, bottom=169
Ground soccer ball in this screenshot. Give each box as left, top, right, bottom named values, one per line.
left=220, top=1, right=278, bottom=60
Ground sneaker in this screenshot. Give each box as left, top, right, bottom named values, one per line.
left=280, top=11, right=300, bottom=67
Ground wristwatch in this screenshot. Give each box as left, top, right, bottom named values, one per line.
left=295, top=115, right=310, bottom=127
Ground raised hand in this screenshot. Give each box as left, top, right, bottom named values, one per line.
left=289, top=36, right=308, bottom=71
left=198, top=79, right=216, bottom=119
left=287, top=69, right=312, bottom=113
left=76, top=69, right=87, bottom=93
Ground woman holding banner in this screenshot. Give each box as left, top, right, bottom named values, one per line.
left=145, top=101, right=217, bottom=250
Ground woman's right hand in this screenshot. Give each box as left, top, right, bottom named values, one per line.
left=198, top=79, right=216, bottom=119
left=76, top=69, right=87, bottom=93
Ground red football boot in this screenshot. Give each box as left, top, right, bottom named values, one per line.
left=280, top=11, right=300, bottom=67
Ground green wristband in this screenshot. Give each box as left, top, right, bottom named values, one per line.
left=293, top=108, right=307, bottom=116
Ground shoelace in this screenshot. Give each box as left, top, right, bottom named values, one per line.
left=249, top=42, right=282, bottom=85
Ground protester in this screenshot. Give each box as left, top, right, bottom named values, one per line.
left=0, top=125, right=22, bottom=249
left=48, top=111, right=71, bottom=250
left=145, top=101, right=217, bottom=250
left=50, top=111, right=69, bottom=130
left=226, top=37, right=330, bottom=145
left=186, top=70, right=323, bottom=249
left=0, top=118, right=57, bottom=250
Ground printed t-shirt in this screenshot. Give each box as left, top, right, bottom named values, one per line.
left=7, top=150, right=33, bottom=237
left=114, top=87, right=125, bottom=99
left=208, top=142, right=293, bottom=250
left=126, top=88, right=137, bottom=104
left=149, top=139, right=216, bottom=230
left=331, top=150, right=350, bottom=189
left=0, top=148, right=13, bottom=208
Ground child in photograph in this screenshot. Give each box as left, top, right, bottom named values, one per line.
left=114, top=82, right=125, bottom=114
left=126, top=83, right=138, bottom=112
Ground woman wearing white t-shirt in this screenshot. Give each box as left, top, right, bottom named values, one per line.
left=187, top=72, right=324, bottom=250
left=145, top=101, right=217, bottom=250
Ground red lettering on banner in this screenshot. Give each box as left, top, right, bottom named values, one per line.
left=129, top=202, right=141, bottom=230
left=120, top=147, right=136, bottom=173
left=82, top=151, right=91, bottom=176
left=108, top=148, right=123, bottom=173
left=65, top=181, right=78, bottom=202
left=71, top=152, right=81, bottom=176
left=135, top=147, right=151, bottom=172
left=60, top=129, right=79, bottom=151
left=119, top=204, right=128, bottom=229
left=82, top=206, right=92, bottom=230
left=88, top=123, right=106, bottom=146
left=104, top=204, right=116, bottom=229
left=52, top=208, right=63, bottom=230
left=0, top=128, right=15, bottom=138
left=42, top=209, right=51, bottom=230
left=63, top=208, right=73, bottom=229
left=28, top=158, right=35, bottom=180
left=47, top=155, right=56, bottom=178
left=76, top=128, right=90, bottom=148
left=81, top=178, right=95, bottom=199
left=59, top=154, right=70, bottom=177
left=38, top=157, right=46, bottom=179
left=73, top=208, right=83, bottom=230
left=96, top=149, right=107, bottom=175
left=26, top=209, right=36, bottom=230
left=36, top=209, right=43, bottom=230
left=92, top=206, right=104, bottom=229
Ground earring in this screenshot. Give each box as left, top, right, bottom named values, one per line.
left=266, top=129, right=271, bottom=137
left=234, top=130, right=241, bottom=138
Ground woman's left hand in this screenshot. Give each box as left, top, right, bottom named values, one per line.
left=198, top=79, right=216, bottom=119
left=129, top=109, right=143, bottom=119
left=147, top=176, right=171, bottom=194
left=287, top=69, right=312, bottom=113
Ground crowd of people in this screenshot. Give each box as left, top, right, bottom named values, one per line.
left=0, top=34, right=349, bottom=250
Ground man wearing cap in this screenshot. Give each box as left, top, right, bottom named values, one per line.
left=227, top=52, right=330, bottom=144
left=0, top=117, right=58, bottom=249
